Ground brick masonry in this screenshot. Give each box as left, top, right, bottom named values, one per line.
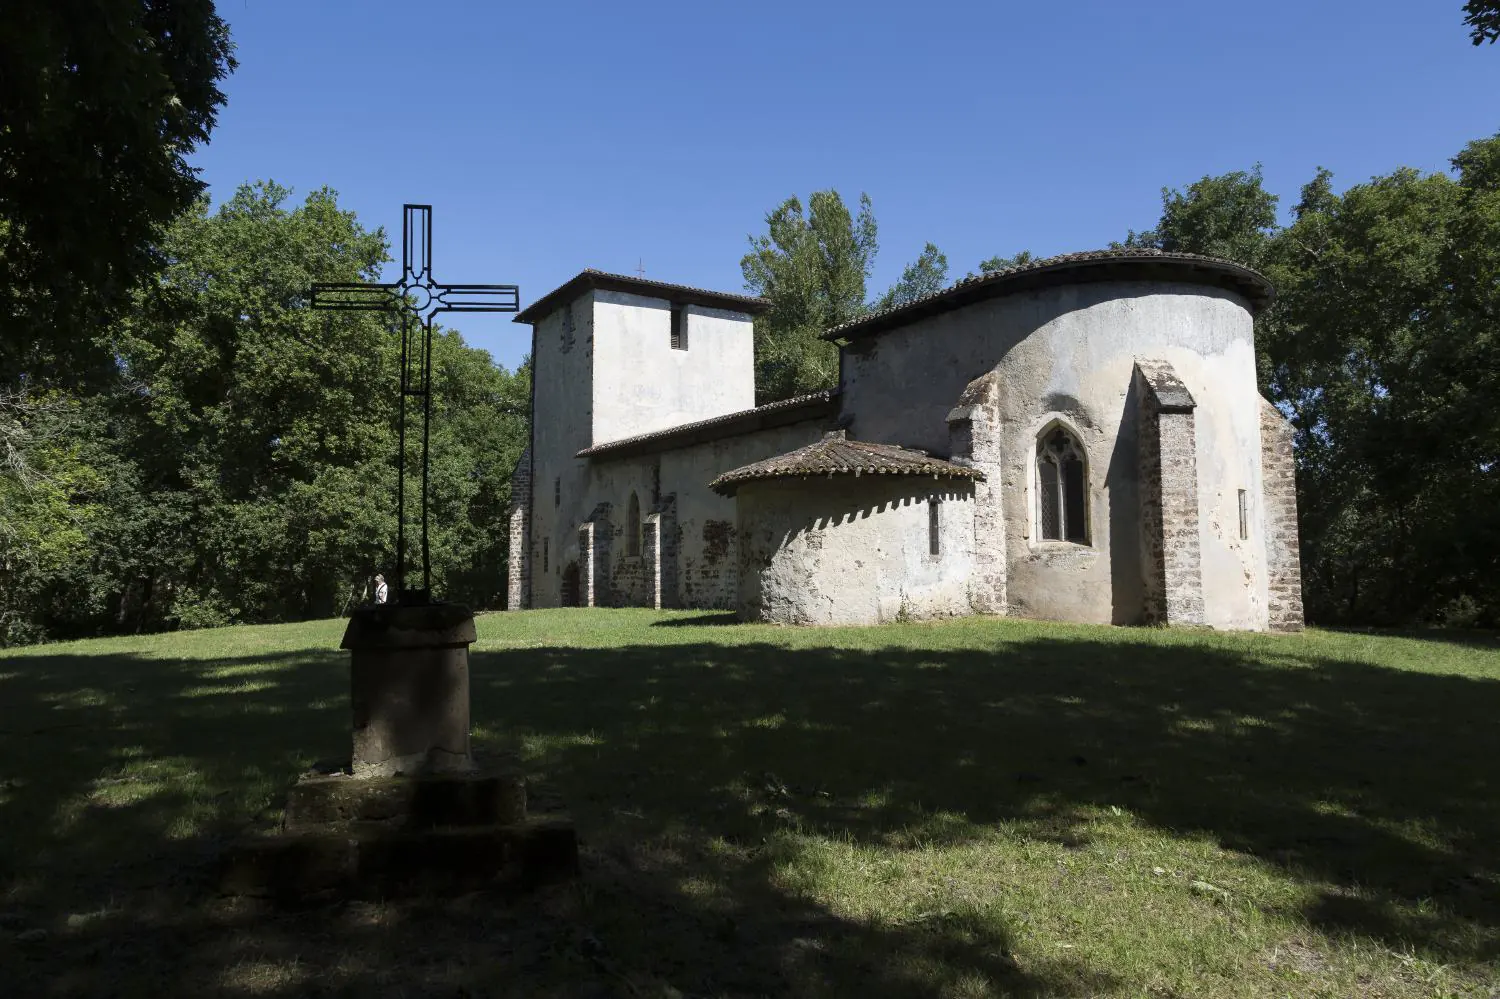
left=1259, top=397, right=1305, bottom=631
left=585, top=503, right=613, bottom=608
left=656, top=496, right=680, bottom=609
left=507, top=446, right=531, bottom=610
left=682, top=519, right=737, bottom=609
left=642, top=516, right=663, bottom=609
left=1136, top=360, right=1205, bottom=626
left=576, top=522, right=595, bottom=608
left=947, top=371, right=1006, bottom=614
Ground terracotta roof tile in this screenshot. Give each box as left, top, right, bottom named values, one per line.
left=710, top=430, right=984, bottom=495
left=578, top=389, right=840, bottom=460
left=821, top=248, right=1275, bottom=342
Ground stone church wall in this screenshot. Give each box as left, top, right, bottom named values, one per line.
left=839, top=281, right=1271, bottom=629
left=946, top=371, right=1006, bottom=613
left=736, top=476, right=976, bottom=625
left=527, top=290, right=596, bottom=609
left=1259, top=397, right=1305, bottom=631
left=660, top=423, right=832, bottom=609
left=575, top=419, right=831, bottom=611
left=1135, top=360, right=1205, bottom=626
left=506, top=445, right=531, bottom=610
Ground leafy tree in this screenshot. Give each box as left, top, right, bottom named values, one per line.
left=0, top=389, right=109, bottom=644
left=0, top=0, right=237, bottom=386
left=876, top=243, right=949, bottom=310
left=741, top=191, right=878, bottom=401
left=0, top=181, right=532, bottom=645
left=426, top=340, right=531, bottom=609
left=106, top=181, right=399, bottom=627
left=976, top=250, right=1037, bottom=273
left=1466, top=1, right=1500, bottom=44
left=1116, top=166, right=1279, bottom=268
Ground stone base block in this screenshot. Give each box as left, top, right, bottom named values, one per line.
left=221, top=762, right=578, bottom=902
left=284, top=769, right=527, bottom=831
left=219, top=816, right=578, bottom=900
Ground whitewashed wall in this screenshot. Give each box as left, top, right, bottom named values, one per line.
left=839, top=282, right=1270, bottom=630
left=736, top=477, right=977, bottom=625
left=591, top=290, right=755, bottom=442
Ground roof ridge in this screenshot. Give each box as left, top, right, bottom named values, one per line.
left=516, top=269, right=770, bottom=324
left=709, top=434, right=983, bottom=495
left=820, top=248, right=1274, bottom=341
left=576, top=389, right=840, bottom=459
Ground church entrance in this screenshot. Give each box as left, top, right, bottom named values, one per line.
left=560, top=561, right=581, bottom=607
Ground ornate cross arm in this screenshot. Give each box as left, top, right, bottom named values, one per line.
left=310, top=282, right=402, bottom=311
left=435, top=284, right=521, bottom=313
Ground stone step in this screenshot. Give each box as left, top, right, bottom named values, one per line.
left=284, top=770, right=527, bottom=831
left=218, top=816, right=578, bottom=901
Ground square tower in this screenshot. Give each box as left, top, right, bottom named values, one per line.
left=516, top=270, right=766, bottom=451
left=511, top=271, right=768, bottom=609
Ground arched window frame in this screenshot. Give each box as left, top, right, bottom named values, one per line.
left=626, top=491, right=641, bottom=557
left=1033, top=421, right=1091, bottom=545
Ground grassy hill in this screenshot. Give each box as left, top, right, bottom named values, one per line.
left=2, top=611, right=1498, bottom=997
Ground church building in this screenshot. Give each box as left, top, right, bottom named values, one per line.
left=506, top=248, right=1304, bottom=631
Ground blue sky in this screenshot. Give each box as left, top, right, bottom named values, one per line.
left=191, top=0, right=1500, bottom=371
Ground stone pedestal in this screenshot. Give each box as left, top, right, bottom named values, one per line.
left=218, top=756, right=578, bottom=901
left=219, top=601, right=579, bottom=902
left=342, top=603, right=477, bottom=777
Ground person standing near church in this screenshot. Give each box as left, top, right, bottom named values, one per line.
left=374, top=573, right=389, bottom=605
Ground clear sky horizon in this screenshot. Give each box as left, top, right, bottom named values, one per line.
left=191, top=0, right=1500, bottom=372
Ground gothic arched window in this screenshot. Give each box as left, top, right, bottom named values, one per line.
left=626, top=492, right=641, bottom=556
left=1037, top=426, right=1088, bottom=544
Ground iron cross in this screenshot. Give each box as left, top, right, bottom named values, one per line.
left=311, top=204, right=519, bottom=605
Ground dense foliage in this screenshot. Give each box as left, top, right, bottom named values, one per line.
left=874, top=242, right=949, bottom=312
left=739, top=191, right=879, bottom=401
left=0, top=185, right=529, bottom=645
left=0, top=0, right=236, bottom=386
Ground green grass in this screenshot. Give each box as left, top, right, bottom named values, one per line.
left=2, top=611, right=1499, bottom=997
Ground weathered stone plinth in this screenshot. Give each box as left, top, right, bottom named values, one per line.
left=219, top=759, right=579, bottom=901
left=342, top=602, right=477, bottom=778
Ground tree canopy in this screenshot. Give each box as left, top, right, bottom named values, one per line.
left=0, top=0, right=236, bottom=386
left=0, top=184, right=530, bottom=645
left=740, top=191, right=878, bottom=401
left=875, top=243, right=949, bottom=311
left=1115, top=165, right=1280, bottom=268
left=977, top=250, right=1037, bottom=274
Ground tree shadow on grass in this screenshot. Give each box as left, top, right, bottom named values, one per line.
left=0, top=628, right=1497, bottom=995
left=650, top=611, right=742, bottom=627
left=0, top=639, right=1107, bottom=997
left=468, top=636, right=1500, bottom=972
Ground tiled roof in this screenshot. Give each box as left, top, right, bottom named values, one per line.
left=821, top=248, right=1275, bottom=342
left=710, top=430, right=985, bottom=495
left=515, top=269, right=770, bottom=324
left=577, top=389, right=841, bottom=460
